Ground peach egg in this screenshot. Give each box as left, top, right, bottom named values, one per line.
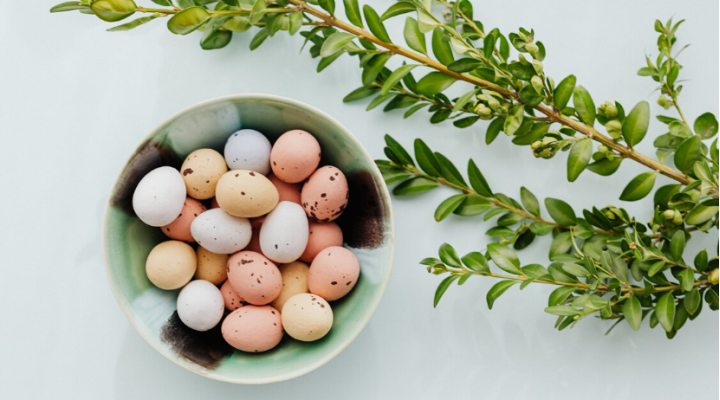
left=161, top=197, right=207, bottom=242
left=301, top=166, right=349, bottom=222
left=220, top=279, right=244, bottom=311
left=270, top=130, right=321, bottom=183
left=227, top=251, right=282, bottom=305
left=268, top=173, right=302, bottom=205
left=308, top=246, right=359, bottom=301
left=221, top=305, right=283, bottom=353
left=300, top=221, right=343, bottom=263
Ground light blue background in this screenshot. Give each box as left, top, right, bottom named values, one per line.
left=0, top=1, right=718, bottom=399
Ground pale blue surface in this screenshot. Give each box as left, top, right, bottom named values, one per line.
left=0, top=1, right=718, bottom=399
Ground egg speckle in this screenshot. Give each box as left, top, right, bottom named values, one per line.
left=221, top=305, right=283, bottom=353
left=270, top=130, right=321, bottom=183
left=176, top=280, right=225, bottom=332
left=281, top=293, right=333, bottom=342
left=308, top=246, right=359, bottom=301
left=215, top=170, right=279, bottom=218
left=180, top=149, right=228, bottom=200
left=145, top=241, right=197, bottom=290
left=227, top=251, right=282, bottom=305
left=301, top=166, right=349, bottom=222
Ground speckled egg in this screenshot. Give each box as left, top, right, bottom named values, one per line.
left=260, top=201, right=309, bottom=264
left=194, top=246, right=229, bottom=285
left=161, top=197, right=207, bottom=242
left=180, top=149, right=228, bottom=200
left=308, top=246, right=359, bottom=301
left=270, top=261, right=310, bottom=311
left=145, top=241, right=197, bottom=290
left=222, top=305, right=283, bottom=353
left=209, top=197, right=220, bottom=209
left=220, top=279, right=244, bottom=311
left=244, top=217, right=265, bottom=255
left=132, top=166, right=186, bottom=227
left=270, top=130, right=321, bottom=183
left=177, top=280, right=225, bottom=332
left=267, top=173, right=302, bottom=205
left=281, top=293, right=333, bottom=342
left=300, top=221, right=344, bottom=263
left=301, top=166, right=349, bottom=222
left=224, top=129, right=272, bottom=175
left=190, top=208, right=251, bottom=254
left=215, top=170, right=279, bottom=218
left=227, top=251, right=282, bottom=305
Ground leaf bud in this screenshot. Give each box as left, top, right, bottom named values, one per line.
left=518, top=31, right=528, bottom=41
left=605, top=211, right=616, bottom=220
left=532, top=60, right=543, bottom=74
left=605, top=119, right=623, bottom=139
left=542, top=137, right=557, bottom=145
left=710, top=269, right=719, bottom=285
left=599, top=101, right=618, bottom=119
left=525, top=42, right=539, bottom=55
left=672, top=211, right=683, bottom=225
left=597, top=145, right=608, bottom=153
left=476, top=94, right=489, bottom=101
left=531, top=140, right=543, bottom=150
left=474, top=103, right=492, bottom=116
left=531, top=75, right=544, bottom=93
left=518, top=53, right=529, bottom=65
left=657, top=95, right=672, bottom=110
left=663, top=209, right=675, bottom=220
left=539, top=149, right=552, bottom=158
left=487, top=96, right=501, bottom=110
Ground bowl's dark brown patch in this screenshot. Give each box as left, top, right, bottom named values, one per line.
left=159, top=311, right=232, bottom=369
left=335, top=170, right=385, bottom=249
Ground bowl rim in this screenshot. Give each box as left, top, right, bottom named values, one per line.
left=102, top=94, right=395, bottom=385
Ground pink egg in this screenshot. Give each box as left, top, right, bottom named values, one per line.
left=161, top=197, right=207, bottom=242
left=220, top=280, right=244, bottom=311
left=301, top=166, right=348, bottom=222
left=244, top=217, right=266, bottom=255
left=227, top=251, right=282, bottom=305
left=209, top=197, right=220, bottom=209
left=308, top=246, right=359, bottom=301
left=270, top=130, right=321, bottom=183
left=221, top=305, right=283, bottom=353
left=268, top=173, right=302, bottom=205
left=300, top=221, right=344, bottom=263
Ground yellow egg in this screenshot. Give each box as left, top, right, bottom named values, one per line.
left=215, top=170, right=279, bottom=218
left=194, top=246, right=229, bottom=285
left=146, top=241, right=197, bottom=290
left=270, top=261, right=310, bottom=311
left=180, top=149, right=228, bottom=200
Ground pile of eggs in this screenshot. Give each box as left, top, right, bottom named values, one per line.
left=133, top=129, right=359, bottom=353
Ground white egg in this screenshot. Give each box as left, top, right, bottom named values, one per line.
left=177, top=280, right=225, bottom=332
left=132, top=166, right=186, bottom=227
left=224, top=129, right=272, bottom=175
left=190, top=208, right=252, bottom=254
left=260, top=201, right=309, bottom=263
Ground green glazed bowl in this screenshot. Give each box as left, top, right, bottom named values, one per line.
left=103, top=94, right=394, bottom=384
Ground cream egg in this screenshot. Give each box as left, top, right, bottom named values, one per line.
left=270, top=261, right=310, bottom=311
left=260, top=201, right=309, bottom=264
left=224, top=129, right=272, bottom=175
left=180, top=149, right=228, bottom=200
left=190, top=209, right=251, bottom=254
left=176, top=280, right=225, bottom=332
left=161, top=197, right=207, bottom=242
left=270, top=130, right=321, bottom=183
left=300, top=221, right=343, bottom=263
left=308, top=246, right=359, bottom=301
left=268, top=173, right=302, bottom=205
left=194, top=246, right=228, bottom=285
left=145, top=240, right=197, bottom=290
left=301, top=166, right=349, bottom=222
left=221, top=305, right=283, bottom=353
left=132, top=166, right=186, bottom=227
left=281, top=293, right=333, bottom=342
left=215, top=170, right=279, bottom=218
left=220, top=280, right=244, bottom=311
left=227, top=251, right=282, bottom=305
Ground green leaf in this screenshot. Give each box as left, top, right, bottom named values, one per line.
left=288, top=11, right=303, bottom=35
left=656, top=292, right=676, bottom=333
left=458, top=272, right=473, bottom=285
left=50, top=2, right=90, bottom=12
left=487, top=243, right=521, bottom=275
left=200, top=20, right=232, bottom=50
left=320, top=32, right=354, bottom=58
left=433, top=275, right=458, bottom=307
left=486, top=280, right=518, bottom=310
left=447, top=58, right=482, bottom=73
left=549, top=232, right=573, bottom=260
left=611, top=255, right=630, bottom=284
left=452, top=89, right=478, bottom=113
left=453, top=116, right=480, bottom=128
left=548, top=286, right=575, bottom=306
left=694, top=112, right=718, bottom=139
left=168, top=6, right=209, bottom=35
left=562, top=263, right=589, bottom=277
left=439, top=243, right=462, bottom=268
left=669, top=230, right=685, bottom=262
left=430, top=109, right=451, bottom=124
left=530, top=222, right=554, bottom=236
left=431, top=28, right=454, bottom=65
left=416, top=72, right=457, bottom=96
left=404, top=103, right=430, bottom=119
left=107, top=14, right=158, bottom=31
left=435, top=195, right=466, bottom=221
left=318, top=0, right=335, bottom=14
left=519, top=187, right=540, bottom=217
left=381, top=64, right=419, bottom=95
left=413, top=139, right=441, bottom=177
left=503, top=105, right=524, bottom=136
left=343, top=86, right=379, bottom=102
left=567, top=138, right=592, bottom=182
left=553, top=75, right=576, bottom=110
left=380, top=2, right=415, bottom=20
left=384, top=135, right=414, bottom=166
left=694, top=250, right=709, bottom=272
left=508, top=62, right=535, bottom=80
left=417, top=9, right=439, bottom=33
left=91, top=0, right=136, bottom=22
left=486, top=226, right=515, bottom=236
left=518, top=85, right=544, bottom=106
left=435, top=153, right=466, bottom=186
left=486, top=117, right=504, bottom=144
left=343, top=0, right=363, bottom=27
left=249, top=27, right=269, bottom=50
left=545, top=305, right=581, bottom=316
left=366, top=93, right=395, bottom=111
left=462, top=252, right=490, bottom=273
left=403, top=17, right=427, bottom=55
left=362, top=53, right=391, bottom=86
left=572, top=85, right=596, bottom=126
left=587, top=157, right=622, bottom=176
left=544, top=198, right=577, bottom=226
left=622, top=101, right=650, bottom=147
left=248, top=0, right=266, bottom=24
left=623, top=295, right=642, bottom=331
left=522, top=264, right=550, bottom=280
left=674, top=135, right=703, bottom=173
left=678, top=268, right=694, bottom=292
left=392, top=176, right=439, bottom=195
left=363, top=5, right=392, bottom=43
left=684, top=288, right=701, bottom=315
left=497, top=213, right=524, bottom=226
left=379, top=168, right=411, bottom=184
left=619, top=172, right=657, bottom=202
left=669, top=121, right=693, bottom=139
left=648, top=261, right=667, bottom=277
left=454, top=196, right=493, bottom=216
left=467, top=159, right=493, bottom=197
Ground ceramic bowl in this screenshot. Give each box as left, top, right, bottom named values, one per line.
left=102, top=94, right=394, bottom=384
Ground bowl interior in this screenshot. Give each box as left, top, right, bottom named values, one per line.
left=103, top=95, right=393, bottom=384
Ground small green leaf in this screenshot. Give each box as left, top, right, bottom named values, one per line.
left=519, top=187, right=540, bottom=217
left=694, top=112, right=718, bottom=139
left=486, top=226, right=515, bottom=236
left=416, top=72, right=457, bottom=96
left=320, top=32, right=355, bottom=58
left=435, top=195, right=466, bottom=221
left=623, top=295, right=642, bottom=331
left=417, top=9, right=439, bottom=33
left=362, top=53, right=391, bottom=86
left=168, top=6, right=209, bottom=35
left=248, top=27, right=268, bottom=50
left=50, top=2, right=90, bottom=12
left=468, top=159, right=492, bottom=197
left=573, top=85, right=596, bottom=126
left=392, top=176, right=439, bottom=195
left=404, top=103, right=430, bottom=119
left=431, top=28, right=454, bottom=65
left=656, top=292, right=676, bottom=333
left=200, top=20, right=232, bottom=50
left=366, top=93, right=395, bottom=111
left=343, top=86, right=379, bottom=102
left=288, top=11, right=303, bottom=35
left=611, top=255, right=630, bottom=284
left=107, top=14, right=158, bottom=31
left=380, top=2, right=415, bottom=21
left=622, top=101, right=651, bottom=147
left=567, top=138, right=593, bottom=182
left=619, top=172, right=657, bottom=202
left=248, top=0, right=266, bottom=24
left=562, top=263, right=589, bottom=277
left=454, top=196, right=493, bottom=216
left=363, top=5, right=392, bottom=43
left=548, top=286, right=576, bottom=306
left=447, top=58, right=482, bottom=73
left=684, top=288, right=701, bottom=315
left=381, top=64, right=419, bottom=95
left=694, top=250, right=709, bottom=272
left=553, top=75, right=576, bottom=110
left=486, top=280, right=518, bottom=309
left=91, top=0, right=136, bottom=22
left=318, top=0, right=335, bottom=15
left=403, top=17, right=427, bottom=55
left=435, top=153, right=467, bottom=187
left=545, top=305, right=581, bottom=316
left=669, top=230, right=685, bottom=262
left=439, top=243, right=462, bottom=268
left=678, top=268, right=694, bottom=292
left=384, top=135, right=414, bottom=166
left=587, top=157, right=622, bottom=176
left=433, top=275, right=458, bottom=307
left=549, top=232, right=573, bottom=260
left=544, top=198, right=577, bottom=226
left=486, top=117, right=504, bottom=144
left=674, top=135, right=703, bottom=173
left=413, top=139, right=441, bottom=177
left=462, top=252, right=490, bottom=273
left=529, top=222, right=554, bottom=236
left=648, top=261, right=667, bottom=277
left=487, top=243, right=521, bottom=274
left=343, top=0, right=363, bottom=27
